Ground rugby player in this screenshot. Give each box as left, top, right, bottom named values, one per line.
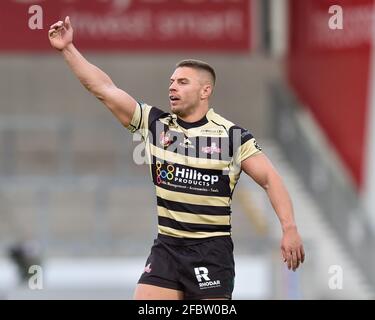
left=49, top=16, right=305, bottom=300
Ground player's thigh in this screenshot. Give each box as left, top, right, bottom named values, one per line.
left=133, top=283, right=184, bottom=300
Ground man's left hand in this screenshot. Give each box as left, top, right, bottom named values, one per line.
left=280, top=226, right=305, bottom=271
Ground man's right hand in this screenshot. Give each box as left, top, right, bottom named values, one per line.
left=48, top=15, right=137, bottom=128
left=48, top=16, right=73, bottom=51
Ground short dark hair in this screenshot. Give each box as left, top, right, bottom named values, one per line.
left=176, top=59, right=216, bottom=85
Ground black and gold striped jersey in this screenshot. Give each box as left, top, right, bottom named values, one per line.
left=127, top=102, right=262, bottom=245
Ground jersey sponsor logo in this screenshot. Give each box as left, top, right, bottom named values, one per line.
left=179, top=137, right=195, bottom=149
left=143, top=263, right=152, bottom=273
left=156, top=162, right=175, bottom=184
left=200, top=128, right=225, bottom=136
left=159, top=131, right=173, bottom=147
left=194, top=267, right=221, bottom=289
left=201, top=142, right=221, bottom=155
left=253, top=139, right=262, bottom=151
left=155, top=161, right=219, bottom=187
left=241, top=130, right=252, bottom=139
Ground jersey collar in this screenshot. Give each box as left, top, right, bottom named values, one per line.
left=176, top=108, right=214, bottom=129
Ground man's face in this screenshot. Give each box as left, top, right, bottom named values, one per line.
left=169, top=67, right=206, bottom=117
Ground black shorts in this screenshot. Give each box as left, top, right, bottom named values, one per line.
left=137, top=235, right=235, bottom=300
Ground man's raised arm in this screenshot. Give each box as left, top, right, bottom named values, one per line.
left=48, top=16, right=137, bottom=127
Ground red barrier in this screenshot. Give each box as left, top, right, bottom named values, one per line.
left=288, top=0, right=374, bottom=188
left=0, top=0, right=251, bottom=52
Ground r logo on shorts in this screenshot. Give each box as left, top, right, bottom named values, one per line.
left=194, top=267, right=210, bottom=282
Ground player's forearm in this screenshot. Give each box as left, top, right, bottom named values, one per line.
left=61, top=43, right=114, bottom=97
left=265, top=173, right=297, bottom=232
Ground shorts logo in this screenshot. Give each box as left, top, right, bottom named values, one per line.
left=194, top=267, right=222, bottom=290
left=194, top=267, right=210, bottom=282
